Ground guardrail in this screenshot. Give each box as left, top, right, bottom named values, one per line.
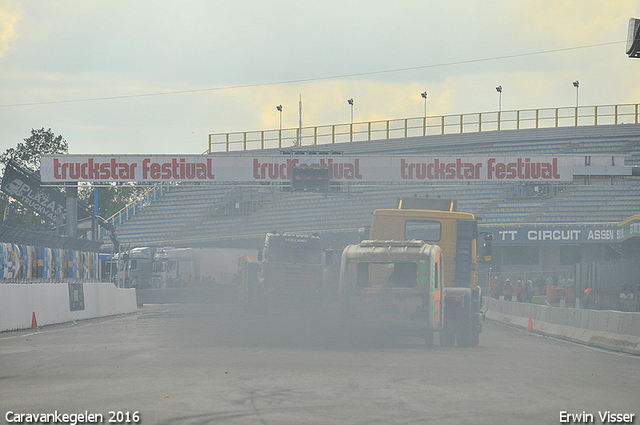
left=98, top=182, right=172, bottom=240
left=207, top=103, right=640, bottom=153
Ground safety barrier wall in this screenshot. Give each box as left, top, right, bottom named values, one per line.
left=485, top=297, right=640, bottom=355
left=0, top=282, right=137, bottom=332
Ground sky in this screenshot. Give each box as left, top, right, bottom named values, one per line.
left=0, top=0, right=639, bottom=155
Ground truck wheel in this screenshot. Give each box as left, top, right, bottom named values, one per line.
left=471, top=329, right=480, bottom=346
left=439, top=328, right=455, bottom=347
left=424, top=329, right=434, bottom=347
left=456, top=322, right=472, bottom=347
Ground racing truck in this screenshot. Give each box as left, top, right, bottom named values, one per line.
left=239, top=231, right=324, bottom=311
left=339, top=197, right=489, bottom=346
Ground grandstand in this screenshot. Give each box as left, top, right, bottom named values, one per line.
left=106, top=122, right=640, bottom=250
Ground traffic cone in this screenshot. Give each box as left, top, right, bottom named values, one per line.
left=526, top=315, right=533, bottom=331
left=31, top=312, right=38, bottom=328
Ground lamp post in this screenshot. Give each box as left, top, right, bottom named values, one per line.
left=573, top=81, right=579, bottom=126
left=421, top=92, right=428, bottom=136
left=347, top=98, right=354, bottom=142
left=496, top=85, right=502, bottom=130
left=276, top=105, right=282, bottom=146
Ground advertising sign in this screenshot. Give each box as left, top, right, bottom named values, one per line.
left=1, top=161, right=91, bottom=225
left=485, top=216, right=640, bottom=245
left=39, top=154, right=605, bottom=183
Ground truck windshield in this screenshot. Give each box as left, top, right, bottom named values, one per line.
left=405, top=220, right=441, bottom=242
left=267, top=236, right=322, bottom=264
left=356, top=262, right=417, bottom=288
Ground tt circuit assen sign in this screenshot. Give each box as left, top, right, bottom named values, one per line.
left=486, top=217, right=640, bottom=245
left=39, top=154, right=614, bottom=184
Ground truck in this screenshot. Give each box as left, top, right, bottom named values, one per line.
left=339, top=198, right=489, bottom=346
left=113, top=246, right=196, bottom=288
left=112, top=246, right=256, bottom=288
left=239, top=231, right=324, bottom=311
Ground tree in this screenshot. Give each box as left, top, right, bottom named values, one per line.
left=0, top=128, right=68, bottom=172
left=1, top=128, right=151, bottom=233
left=78, top=182, right=152, bottom=220
left=0, top=128, right=69, bottom=231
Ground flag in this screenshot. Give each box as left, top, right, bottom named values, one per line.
left=2, top=199, right=8, bottom=224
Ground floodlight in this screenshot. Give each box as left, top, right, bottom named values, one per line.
left=626, top=17, right=640, bottom=58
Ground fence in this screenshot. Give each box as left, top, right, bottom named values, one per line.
left=575, top=259, right=640, bottom=312
left=207, top=103, right=640, bottom=153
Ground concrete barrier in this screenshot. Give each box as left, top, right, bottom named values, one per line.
left=0, top=282, right=137, bottom=332
left=485, top=298, right=640, bottom=355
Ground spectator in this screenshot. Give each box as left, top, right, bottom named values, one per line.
left=524, top=280, right=535, bottom=303
left=582, top=287, right=594, bottom=309
left=491, top=276, right=501, bottom=300
left=503, top=278, right=514, bottom=301
left=515, top=279, right=524, bottom=302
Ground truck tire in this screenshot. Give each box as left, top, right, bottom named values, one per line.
left=424, top=329, right=434, bottom=347
left=471, top=328, right=480, bottom=346
left=439, top=328, right=455, bottom=346
left=456, top=319, right=473, bottom=347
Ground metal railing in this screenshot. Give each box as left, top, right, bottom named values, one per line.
left=207, top=103, right=640, bottom=153
left=98, top=182, right=172, bottom=239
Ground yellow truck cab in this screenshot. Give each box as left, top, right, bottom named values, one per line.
left=339, top=240, right=444, bottom=345
left=339, top=198, right=486, bottom=346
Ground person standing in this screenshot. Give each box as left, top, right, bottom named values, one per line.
left=524, top=279, right=535, bottom=303
left=491, top=276, right=501, bottom=300
left=503, top=278, right=514, bottom=301
left=515, top=279, right=524, bottom=302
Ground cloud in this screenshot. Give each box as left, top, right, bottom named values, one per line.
left=0, top=0, right=20, bottom=59
left=514, top=0, right=640, bottom=45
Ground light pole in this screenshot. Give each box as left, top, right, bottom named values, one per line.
left=496, top=85, right=502, bottom=130
left=276, top=105, right=282, bottom=130
left=276, top=105, right=282, bottom=146
left=347, top=98, right=354, bottom=142
left=421, top=92, right=428, bottom=136
left=573, top=81, right=579, bottom=126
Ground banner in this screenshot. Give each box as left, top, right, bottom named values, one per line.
left=2, top=162, right=67, bottom=224
left=39, top=154, right=617, bottom=183
left=484, top=216, right=640, bottom=245
left=1, top=161, right=91, bottom=225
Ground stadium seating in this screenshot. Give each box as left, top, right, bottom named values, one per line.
left=105, top=124, right=640, bottom=248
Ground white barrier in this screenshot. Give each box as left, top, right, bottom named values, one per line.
left=0, top=282, right=137, bottom=332
left=485, top=298, right=640, bottom=355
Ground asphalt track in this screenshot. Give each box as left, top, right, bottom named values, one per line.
left=1, top=302, right=639, bottom=425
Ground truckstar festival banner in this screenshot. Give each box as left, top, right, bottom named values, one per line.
left=40, top=154, right=620, bottom=183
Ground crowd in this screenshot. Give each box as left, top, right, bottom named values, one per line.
left=489, top=274, right=575, bottom=303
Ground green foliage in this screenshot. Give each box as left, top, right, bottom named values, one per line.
left=0, top=128, right=69, bottom=231
left=0, top=128, right=68, bottom=172
left=78, top=182, right=153, bottom=219
left=1, top=128, right=151, bottom=232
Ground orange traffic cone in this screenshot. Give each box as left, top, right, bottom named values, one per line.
left=31, top=312, right=38, bottom=328
left=526, top=315, right=533, bottom=331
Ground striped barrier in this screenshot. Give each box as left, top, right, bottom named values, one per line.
left=485, top=298, right=640, bottom=355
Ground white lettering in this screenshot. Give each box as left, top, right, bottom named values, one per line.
left=499, top=230, right=517, bottom=241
